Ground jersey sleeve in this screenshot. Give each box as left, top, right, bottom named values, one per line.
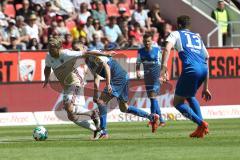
left=63, top=49, right=84, bottom=57
left=45, top=54, right=51, bottom=67
left=166, top=31, right=179, bottom=46
left=136, top=50, right=142, bottom=64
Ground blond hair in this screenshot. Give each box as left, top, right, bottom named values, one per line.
left=48, top=37, right=62, bottom=49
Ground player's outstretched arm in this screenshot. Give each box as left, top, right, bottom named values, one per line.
left=84, top=50, right=115, bottom=57
left=43, top=66, right=51, bottom=88
left=160, top=42, right=173, bottom=83
left=202, top=58, right=212, bottom=101
left=102, top=62, right=112, bottom=94
left=136, top=54, right=142, bottom=79
left=93, top=74, right=101, bottom=103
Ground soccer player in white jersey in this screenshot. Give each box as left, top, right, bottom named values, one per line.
left=43, top=37, right=111, bottom=138
left=160, top=15, right=212, bottom=138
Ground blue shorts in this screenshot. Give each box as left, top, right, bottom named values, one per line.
left=144, top=82, right=160, bottom=95
left=175, top=66, right=207, bottom=97
left=103, top=74, right=129, bottom=102
left=143, top=64, right=160, bottom=94
left=102, top=60, right=129, bottom=102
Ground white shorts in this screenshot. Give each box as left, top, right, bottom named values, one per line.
left=63, top=85, right=86, bottom=110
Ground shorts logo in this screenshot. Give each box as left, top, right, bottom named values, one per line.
left=19, top=59, right=36, bottom=81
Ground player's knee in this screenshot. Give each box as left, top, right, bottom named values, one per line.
left=96, top=99, right=106, bottom=106
left=173, top=96, right=185, bottom=107
left=147, top=92, right=155, bottom=98
left=64, top=103, right=75, bottom=114
left=119, top=103, right=128, bottom=112
left=67, top=113, right=76, bottom=121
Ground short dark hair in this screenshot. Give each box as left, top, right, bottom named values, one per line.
left=177, top=15, right=191, bottom=29
left=143, top=33, right=153, bottom=40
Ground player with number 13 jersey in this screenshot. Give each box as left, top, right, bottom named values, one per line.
left=160, top=15, right=212, bottom=138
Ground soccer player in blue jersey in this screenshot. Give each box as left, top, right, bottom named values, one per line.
left=160, top=15, right=212, bottom=138
left=85, top=54, right=160, bottom=139
left=136, top=33, right=166, bottom=127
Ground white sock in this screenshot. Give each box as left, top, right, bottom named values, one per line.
left=73, top=120, right=96, bottom=131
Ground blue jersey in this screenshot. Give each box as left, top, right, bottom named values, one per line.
left=85, top=56, right=129, bottom=101
left=166, top=30, right=209, bottom=97
left=167, top=30, right=208, bottom=70
left=137, top=45, right=161, bottom=93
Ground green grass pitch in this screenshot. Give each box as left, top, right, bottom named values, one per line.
left=0, top=119, right=240, bottom=160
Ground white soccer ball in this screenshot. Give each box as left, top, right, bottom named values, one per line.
left=33, top=126, right=48, bottom=141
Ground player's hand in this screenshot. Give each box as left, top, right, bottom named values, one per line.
left=136, top=71, right=141, bottom=79
left=106, top=84, right=112, bottom=94
left=160, top=70, right=168, bottom=84
left=202, top=89, right=212, bottom=102
left=43, top=81, right=48, bottom=88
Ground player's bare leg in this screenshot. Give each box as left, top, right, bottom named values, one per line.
left=64, top=103, right=98, bottom=132
left=173, top=95, right=208, bottom=138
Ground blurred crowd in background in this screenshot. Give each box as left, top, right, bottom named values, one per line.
left=0, top=0, right=174, bottom=51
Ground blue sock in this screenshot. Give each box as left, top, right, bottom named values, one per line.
left=175, top=103, right=202, bottom=126
left=127, top=106, right=153, bottom=121
left=150, top=98, right=164, bottom=122
left=150, top=98, right=155, bottom=114
left=187, top=97, right=203, bottom=120
left=98, top=104, right=107, bottom=130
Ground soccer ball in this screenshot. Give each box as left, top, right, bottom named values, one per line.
left=33, top=126, right=48, bottom=141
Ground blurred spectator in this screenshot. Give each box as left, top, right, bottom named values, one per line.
left=33, top=3, right=46, bottom=25
left=48, top=20, right=59, bottom=38
left=104, top=16, right=122, bottom=43
left=27, top=38, right=41, bottom=50
left=2, top=19, right=20, bottom=42
left=91, top=1, right=107, bottom=26
left=211, top=0, right=230, bottom=46
left=43, top=1, right=57, bottom=26
left=131, top=2, right=149, bottom=30
left=72, top=40, right=82, bottom=51
left=55, top=0, right=75, bottom=15
left=117, top=7, right=130, bottom=26
left=85, top=16, right=94, bottom=42
left=129, top=22, right=143, bottom=44
left=13, top=0, right=24, bottom=12
left=148, top=4, right=165, bottom=35
left=71, top=20, right=87, bottom=40
left=16, top=0, right=33, bottom=22
left=25, top=14, right=42, bottom=42
left=0, top=5, right=6, bottom=19
left=88, top=33, right=104, bottom=50
left=122, top=35, right=141, bottom=49
left=92, top=19, right=104, bottom=40
left=102, top=37, right=119, bottom=50
left=77, top=3, right=91, bottom=24
left=31, top=0, right=49, bottom=5
left=0, top=32, right=7, bottom=51
left=16, top=16, right=29, bottom=47
left=72, top=0, right=92, bottom=12
left=6, top=35, right=22, bottom=50
left=62, top=33, right=73, bottom=49
left=79, top=36, right=88, bottom=48
left=118, top=20, right=129, bottom=41
left=56, top=15, right=69, bottom=38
